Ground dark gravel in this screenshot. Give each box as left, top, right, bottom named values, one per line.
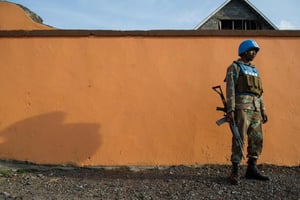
left=0, top=164, right=299, bottom=200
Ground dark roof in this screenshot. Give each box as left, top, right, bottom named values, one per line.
left=194, top=0, right=278, bottom=30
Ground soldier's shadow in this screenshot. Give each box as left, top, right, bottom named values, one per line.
left=0, top=111, right=101, bottom=165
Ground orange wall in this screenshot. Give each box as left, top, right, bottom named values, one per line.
left=0, top=2, right=299, bottom=166
left=0, top=35, right=299, bottom=166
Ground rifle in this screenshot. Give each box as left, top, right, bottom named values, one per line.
left=212, top=85, right=245, bottom=160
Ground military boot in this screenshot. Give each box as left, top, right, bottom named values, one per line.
left=245, top=158, right=270, bottom=181
left=229, top=163, right=239, bottom=185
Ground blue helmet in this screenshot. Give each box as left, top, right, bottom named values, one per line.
left=238, top=40, right=260, bottom=56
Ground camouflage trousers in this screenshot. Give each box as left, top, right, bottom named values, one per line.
left=231, top=109, right=263, bottom=164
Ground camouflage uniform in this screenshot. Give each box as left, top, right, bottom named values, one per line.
left=225, top=59, right=265, bottom=164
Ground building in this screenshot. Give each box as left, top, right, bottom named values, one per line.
left=195, top=0, right=277, bottom=30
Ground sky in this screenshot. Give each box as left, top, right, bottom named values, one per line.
left=6, top=0, right=300, bottom=30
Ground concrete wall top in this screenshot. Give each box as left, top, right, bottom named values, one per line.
left=1, top=30, right=300, bottom=38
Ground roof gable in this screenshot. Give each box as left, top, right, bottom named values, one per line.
left=195, top=0, right=278, bottom=30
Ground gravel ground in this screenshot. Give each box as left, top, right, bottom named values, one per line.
left=0, top=162, right=299, bottom=200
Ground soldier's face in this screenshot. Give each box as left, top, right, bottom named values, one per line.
left=245, top=49, right=257, bottom=61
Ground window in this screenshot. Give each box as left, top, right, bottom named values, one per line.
left=221, top=20, right=233, bottom=30
left=220, top=20, right=262, bottom=30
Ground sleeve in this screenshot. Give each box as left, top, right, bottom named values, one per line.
left=225, top=63, right=238, bottom=113
left=260, top=96, right=266, bottom=111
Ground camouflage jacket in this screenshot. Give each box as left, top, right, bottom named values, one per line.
left=225, top=60, right=266, bottom=113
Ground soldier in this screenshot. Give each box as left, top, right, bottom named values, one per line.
left=225, top=40, right=270, bottom=185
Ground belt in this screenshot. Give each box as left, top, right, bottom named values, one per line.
left=236, top=92, right=260, bottom=97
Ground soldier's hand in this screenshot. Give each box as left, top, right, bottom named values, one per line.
left=227, top=111, right=234, bottom=122
left=261, top=110, right=268, bottom=124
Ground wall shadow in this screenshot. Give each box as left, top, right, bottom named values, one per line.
left=0, top=112, right=101, bottom=165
